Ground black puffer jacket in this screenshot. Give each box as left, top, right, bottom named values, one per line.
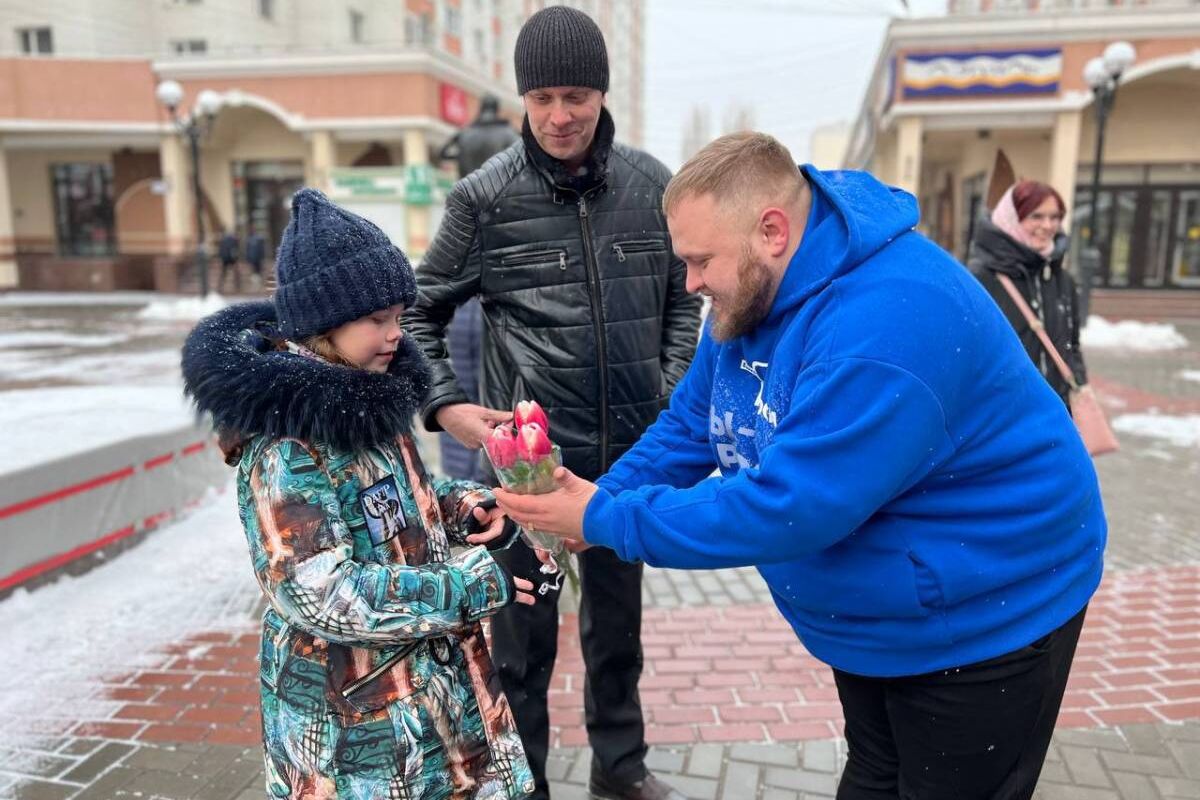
left=406, top=110, right=702, bottom=480
left=967, top=217, right=1088, bottom=405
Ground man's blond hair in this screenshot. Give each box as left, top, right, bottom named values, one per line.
left=663, top=132, right=805, bottom=229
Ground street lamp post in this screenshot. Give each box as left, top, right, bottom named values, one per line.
left=156, top=80, right=222, bottom=297
left=1079, top=41, right=1136, bottom=321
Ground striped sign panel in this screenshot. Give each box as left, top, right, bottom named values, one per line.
left=902, top=48, right=1062, bottom=98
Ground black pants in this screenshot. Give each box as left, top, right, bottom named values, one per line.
left=492, top=539, right=647, bottom=799
left=834, top=606, right=1087, bottom=800
left=219, top=259, right=239, bottom=292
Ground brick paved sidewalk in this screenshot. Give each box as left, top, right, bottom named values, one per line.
left=1, top=560, right=1197, bottom=799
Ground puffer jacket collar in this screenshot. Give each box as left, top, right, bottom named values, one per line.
left=971, top=216, right=1070, bottom=279
left=182, top=300, right=432, bottom=454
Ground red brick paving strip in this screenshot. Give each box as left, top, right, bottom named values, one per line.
left=70, top=564, right=1200, bottom=749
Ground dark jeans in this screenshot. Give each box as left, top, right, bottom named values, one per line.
left=491, top=539, right=647, bottom=799
left=834, top=606, right=1087, bottom=800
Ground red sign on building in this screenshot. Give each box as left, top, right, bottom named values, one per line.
left=439, top=83, right=470, bottom=127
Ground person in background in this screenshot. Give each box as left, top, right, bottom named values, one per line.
left=244, top=228, right=267, bottom=291
left=439, top=93, right=520, bottom=178
left=218, top=228, right=240, bottom=294
left=967, top=179, right=1088, bottom=407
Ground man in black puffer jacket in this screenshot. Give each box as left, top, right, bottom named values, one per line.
left=404, top=8, right=699, bottom=800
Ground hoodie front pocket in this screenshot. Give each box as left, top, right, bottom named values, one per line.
left=907, top=551, right=946, bottom=611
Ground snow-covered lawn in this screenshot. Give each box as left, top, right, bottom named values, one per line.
left=0, top=487, right=257, bottom=748
left=1082, top=316, right=1188, bottom=352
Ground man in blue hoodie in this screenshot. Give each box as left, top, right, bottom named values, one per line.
left=496, top=132, right=1107, bottom=799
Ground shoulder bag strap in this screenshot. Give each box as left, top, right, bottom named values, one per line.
left=995, top=273, right=1080, bottom=391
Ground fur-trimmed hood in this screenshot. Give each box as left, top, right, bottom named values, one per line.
left=181, top=300, right=432, bottom=453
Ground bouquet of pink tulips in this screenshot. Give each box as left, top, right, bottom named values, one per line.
left=484, top=401, right=579, bottom=596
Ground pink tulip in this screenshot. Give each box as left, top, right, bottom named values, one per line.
left=514, top=400, right=550, bottom=434
left=517, top=422, right=553, bottom=462
left=485, top=426, right=519, bottom=469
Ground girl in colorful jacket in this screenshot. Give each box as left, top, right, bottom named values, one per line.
left=182, top=188, right=537, bottom=800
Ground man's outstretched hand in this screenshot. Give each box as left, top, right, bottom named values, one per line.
left=494, top=467, right=597, bottom=549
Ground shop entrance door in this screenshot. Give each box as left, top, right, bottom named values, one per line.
left=232, top=161, right=304, bottom=261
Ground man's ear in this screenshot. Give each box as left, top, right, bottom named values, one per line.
left=758, top=207, right=791, bottom=258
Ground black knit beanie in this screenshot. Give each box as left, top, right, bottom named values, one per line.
left=273, top=188, right=417, bottom=340
left=514, top=6, right=609, bottom=94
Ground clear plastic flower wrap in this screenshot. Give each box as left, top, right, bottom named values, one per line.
left=483, top=401, right=580, bottom=597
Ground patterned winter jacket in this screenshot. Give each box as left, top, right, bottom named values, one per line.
left=183, top=301, right=535, bottom=800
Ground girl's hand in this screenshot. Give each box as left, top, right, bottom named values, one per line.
left=513, top=577, right=537, bottom=605
left=466, top=503, right=511, bottom=546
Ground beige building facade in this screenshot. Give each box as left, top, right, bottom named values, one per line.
left=845, top=1, right=1200, bottom=296
left=0, top=0, right=646, bottom=290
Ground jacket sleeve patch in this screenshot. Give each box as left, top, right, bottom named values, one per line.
left=359, top=475, right=409, bottom=547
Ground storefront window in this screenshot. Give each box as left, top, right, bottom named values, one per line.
left=1144, top=190, right=1172, bottom=287
left=52, top=163, right=116, bottom=258
left=1174, top=191, right=1200, bottom=287
left=1108, top=190, right=1137, bottom=287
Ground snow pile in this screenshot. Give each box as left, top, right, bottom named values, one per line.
left=0, top=487, right=259, bottom=747
left=0, top=386, right=196, bottom=475
left=136, top=293, right=229, bottom=322
left=1111, top=414, right=1200, bottom=448
left=1081, top=316, right=1188, bottom=351
left=1180, top=370, right=1200, bottom=384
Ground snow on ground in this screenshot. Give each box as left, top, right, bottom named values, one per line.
left=1112, top=414, right=1200, bottom=448
left=1180, top=370, right=1200, bottom=384
left=0, top=331, right=132, bottom=349
left=0, top=386, right=196, bottom=475
left=1082, top=316, right=1188, bottom=351
left=136, top=293, right=229, bottom=321
left=0, top=292, right=170, bottom=307
left=0, top=348, right=181, bottom=386
left=0, top=486, right=259, bottom=750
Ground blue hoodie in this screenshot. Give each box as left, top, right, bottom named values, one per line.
left=584, top=166, right=1106, bottom=678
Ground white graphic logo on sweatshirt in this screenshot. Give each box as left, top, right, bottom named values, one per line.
left=740, top=359, right=778, bottom=426
left=710, top=408, right=754, bottom=470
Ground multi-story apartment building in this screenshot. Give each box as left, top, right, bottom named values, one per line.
left=845, top=0, right=1200, bottom=306
left=0, top=0, right=646, bottom=290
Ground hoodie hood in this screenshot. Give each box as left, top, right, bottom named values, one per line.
left=181, top=300, right=432, bottom=453
left=764, top=165, right=919, bottom=325
left=970, top=216, right=1070, bottom=278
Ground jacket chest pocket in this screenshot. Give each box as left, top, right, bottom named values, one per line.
left=608, top=238, right=670, bottom=283
left=611, top=239, right=666, bottom=262
left=486, top=247, right=571, bottom=294
left=499, top=248, right=568, bottom=270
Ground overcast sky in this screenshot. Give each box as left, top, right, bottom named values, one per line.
left=643, top=0, right=947, bottom=170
